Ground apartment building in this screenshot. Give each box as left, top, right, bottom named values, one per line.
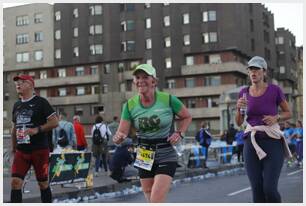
left=3, top=3, right=300, bottom=134
left=3, top=3, right=54, bottom=133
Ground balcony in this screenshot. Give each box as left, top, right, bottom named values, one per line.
left=181, top=62, right=248, bottom=75
left=35, top=75, right=100, bottom=88
left=164, top=84, right=237, bottom=98
left=47, top=94, right=99, bottom=106
left=188, top=107, right=219, bottom=118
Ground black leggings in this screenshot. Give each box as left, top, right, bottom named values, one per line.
left=243, top=133, right=284, bottom=203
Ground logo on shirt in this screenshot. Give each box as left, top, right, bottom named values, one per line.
left=138, top=115, right=160, bottom=132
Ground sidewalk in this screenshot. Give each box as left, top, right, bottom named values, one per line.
left=3, top=159, right=244, bottom=203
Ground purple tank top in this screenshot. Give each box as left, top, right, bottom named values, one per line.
left=239, top=84, right=285, bottom=126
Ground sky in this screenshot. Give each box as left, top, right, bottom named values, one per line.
left=2, top=2, right=304, bottom=46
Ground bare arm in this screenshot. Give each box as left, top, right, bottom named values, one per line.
left=113, top=119, right=131, bottom=144
left=168, top=105, right=192, bottom=145
left=235, top=96, right=245, bottom=126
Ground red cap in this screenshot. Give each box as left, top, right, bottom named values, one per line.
left=13, top=75, right=35, bottom=86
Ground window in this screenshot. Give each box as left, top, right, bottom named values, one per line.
left=91, top=105, right=104, bottom=115
left=202, top=32, right=217, bottom=43
left=275, top=36, right=284, bottom=45
left=165, top=58, right=172, bottom=68
left=186, top=56, right=194, bottom=65
left=90, top=44, right=103, bottom=55
left=3, top=110, right=7, bottom=119
left=73, top=8, right=79, bottom=18
left=130, top=61, right=140, bottom=69
left=118, top=63, right=124, bottom=72
left=164, top=16, right=170, bottom=27
left=16, top=52, right=29, bottom=63
left=75, top=107, right=84, bottom=116
left=164, top=3, right=170, bottom=6
left=127, top=20, right=135, bottom=31
left=264, top=30, right=270, bottom=43
left=91, top=65, right=98, bottom=75
left=55, top=49, right=61, bottom=59
left=183, top=34, right=190, bottom=45
left=34, top=50, right=43, bottom=61
left=28, top=71, right=35, bottom=77
left=34, top=32, right=43, bottom=42
left=187, top=99, right=196, bottom=108
left=146, top=59, right=152, bottom=65
left=34, top=13, right=43, bottom=23
left=251, top=38, right=255, bottom=51
left=209, top=54, right=221, bottom=64
left=167, top=79, right=175, bottom=89
left=126, top=4, right=135, bottom=12
left=73, top=47, right=79, bottom=57
left=16, top=34, right=29, bottom=44
left=55, top=30, right=61, bottom=40
left=120, top=83, right=126, bottom=92
left=89, top=25, right=102, bottom=35
left=103, top=84, right=108, bottom=93
left=121, top=21, right=127, bottom=31
left=205, top=76, right=220, bottom=86
left=145, top=18, right=151, bottom=29
left=39, top=89, right=47, bottom=98
left=40, top=71, right=47, bottom=79
left=16, top=15, right=29, bottom=26
left=58, top=68, right=66, bottom=77
left=73, top=27, right=78, bottom=37
left=58, top=88, right=66, bottom=96
left=280, top=66, right=285, bottom=74
left=250, top=19, right=254, bottom=32
left=146, top=38, right=152, bottom=49
left=55, top=11, right=61, bottom=21
left=185, top=78, right=195, bottom=88
left=104, top=64, right=110, bottom=74
left=202, top=11, right=216, bottom=22
left=183, top=13, right=189, bottom=24
left=92, top=85, right=100, bottom=94
left=4, top=93, right=9, bottom=101
left=127, top=41, right=135, bottom=51
left=90, top=5, right=102, bottom=15
left=164, top=36, right=171, bottom=47
left=76, top=67, right=84, bottom=76
left=121, top=42, right=127, bottom=52
left=145, top=3, right=151, bottom=8
left=76, top=86, right=85, bottom=95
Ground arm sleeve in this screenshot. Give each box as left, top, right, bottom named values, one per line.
left=41, top=98, right=56, bottom=119
left=170, top=95, right=183, bottom=115
left=121, top=102, right=131, bottom=121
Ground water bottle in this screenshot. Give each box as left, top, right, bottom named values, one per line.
left=173, top=141, right=184, bottom=157
left=240, top=93, right=247, bottom=116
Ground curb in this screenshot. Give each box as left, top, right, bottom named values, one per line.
left=19, top=163, right=244, bottom=203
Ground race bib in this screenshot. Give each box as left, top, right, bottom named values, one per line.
left=134, top=146, right=155, bottom=171
left=16, top=127, right=31, bottom=144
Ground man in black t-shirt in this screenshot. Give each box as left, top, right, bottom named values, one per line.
left=11, top=75, right=58, bottom=203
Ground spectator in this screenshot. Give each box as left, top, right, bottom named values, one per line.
left=109, top=138, right=136, bottom=183
left=292, top=120, right=303, bottom=167
left=91, top=115, right=112, bottom=176
left=226, top=123, right=237, bottom=145
left=52, top=112, right=76, bottom=151
left=195, top=122, right=212, bottom=168
left=73, top=115, right=87, bottom=151
left=235, top=126, right=245, bottom=162
left=108, top=116, right=119, bottom=150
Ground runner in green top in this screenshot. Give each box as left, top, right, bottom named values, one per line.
left=113, top=64, right=192, bottom=203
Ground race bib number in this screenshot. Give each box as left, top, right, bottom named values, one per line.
left=16, top=127, right=31, bottom=144
left=134, top=146, right=155, bottom=171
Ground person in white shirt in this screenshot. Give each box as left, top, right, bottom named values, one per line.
left=91, top=115, right=112, bottom=176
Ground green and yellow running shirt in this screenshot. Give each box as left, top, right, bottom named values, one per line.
left=121, top=91, right=183, bottom=140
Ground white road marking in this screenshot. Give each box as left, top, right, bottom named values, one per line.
left=227, top=187, right=251, bottom=196
left=287, top=169, right=303, bottom=176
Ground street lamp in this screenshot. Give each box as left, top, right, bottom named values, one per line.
left=225, top=94, right=231, bottom=130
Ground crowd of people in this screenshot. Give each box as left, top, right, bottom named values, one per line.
left=9, top=57, right=302, bottom=203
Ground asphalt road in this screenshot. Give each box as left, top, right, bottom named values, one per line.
left=90, top=165, right=303, bottom=203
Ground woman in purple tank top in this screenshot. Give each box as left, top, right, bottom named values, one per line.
left=235, top=56, right=292, bottom=203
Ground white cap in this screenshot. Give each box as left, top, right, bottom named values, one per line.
left=247, top=56, right=267, bottom=70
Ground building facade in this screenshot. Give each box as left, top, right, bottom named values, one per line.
left=3, top=3, right=301, bottom=135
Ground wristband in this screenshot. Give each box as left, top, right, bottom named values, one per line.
left=277, top=114, right=281, bottom=122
